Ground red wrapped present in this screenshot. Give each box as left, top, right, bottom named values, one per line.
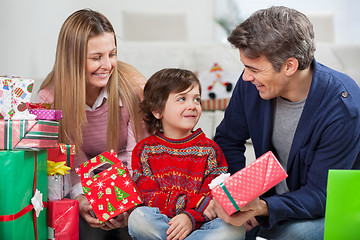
left=47, top=198, right=79, bottom=240
left=0, top=119, right=59, bottom=150
left=28, top=109, right=62, bottom=121
left=75, top=150, right=142, bottom=223
left=211, top=151, right=288, bottom=215
left=47, top=143, right=75, bottom=168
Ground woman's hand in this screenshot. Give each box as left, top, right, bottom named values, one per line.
left=76, top=194, right=104, bottom=228
left=101, top=212, right=130, bottom=230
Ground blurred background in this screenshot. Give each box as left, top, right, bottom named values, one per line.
left=0, top=0, right=359, bottom=91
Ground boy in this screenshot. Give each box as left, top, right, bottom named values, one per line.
left=128, top=68, right=245, bottom=240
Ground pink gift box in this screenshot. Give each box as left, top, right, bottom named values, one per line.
left=211, top=151, right=288, bottom=215
left=28, top=109, right=62, bottom=120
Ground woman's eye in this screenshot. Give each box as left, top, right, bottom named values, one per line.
left=92, top=56, right=100, bottom=61
left=110, top=52, right=117, bottom=57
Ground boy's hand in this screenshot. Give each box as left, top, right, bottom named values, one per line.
left=166, top=213, right=192, bottom=240
left=203, top=199, right=217, bottom=220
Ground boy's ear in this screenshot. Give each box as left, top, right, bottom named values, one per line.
left=152, top=110, right=162, bottom=119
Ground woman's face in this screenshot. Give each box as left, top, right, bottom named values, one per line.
left=85, top=32, right=117, bottom=90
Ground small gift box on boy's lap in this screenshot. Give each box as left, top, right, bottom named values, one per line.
left=47, top=198, right=79, bottom=240
left=76, top=150, right=142, bottom=223
left=0, top=76, right=34, bottom=119
left=0, top=150, right=48, bottom=239
left=0, top=119, right=59, bottom=150
left=210, top=151, right=288, bottom=215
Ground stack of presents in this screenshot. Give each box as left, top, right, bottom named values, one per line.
left=0, top=76, right=142, bottom=239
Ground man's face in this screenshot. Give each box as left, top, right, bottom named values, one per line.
left=239, top=49, right=289, bottom=100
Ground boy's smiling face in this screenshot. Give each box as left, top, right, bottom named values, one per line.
left=153, top=84, right=202, bottom=139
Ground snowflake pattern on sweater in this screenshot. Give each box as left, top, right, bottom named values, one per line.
left=132, top=128, right=228, bottom=229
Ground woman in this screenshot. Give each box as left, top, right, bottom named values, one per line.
left=37, top=9, right=147, bottom=240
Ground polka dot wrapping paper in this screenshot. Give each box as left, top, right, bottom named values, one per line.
left=28, top=109, right=62, bottom=120
left=211, top=151, right=288, bottom=215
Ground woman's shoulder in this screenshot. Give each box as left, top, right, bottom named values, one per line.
left=36, top=86, right=54, bottom=104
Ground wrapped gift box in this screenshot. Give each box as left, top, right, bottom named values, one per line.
left=0, top=119, right=59, bottom=150
left=28, top=109, right=62, bottom=121
left=47, top=198, right=79, bottom=240
left=0, top=76, right=34, bottom=119
left=0, top=150, right=48, bottom=239
left=76, top=150, right=142, bottom=223
left=47, top=143, right=75, bottom=168
left=211, top=151, right=288, bottom=215
left=48, top=174, right=72, bottom=201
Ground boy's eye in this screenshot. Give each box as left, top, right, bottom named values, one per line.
left=195, top=97, right=201, bottom=103
left=178, top=97, right=185, bottom=101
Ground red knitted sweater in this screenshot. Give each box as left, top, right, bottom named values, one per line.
left=131, top=128, right=228, bottom=230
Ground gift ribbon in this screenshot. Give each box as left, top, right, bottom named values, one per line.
left=67, top=144, right=71, bottom=167
left=47, top=160, right=71, bottom=175
left=59, top=143, right=75, bottom=167
left=220, top=182, right=240, bottom=212
left=0, top=152, right=47, bottom=240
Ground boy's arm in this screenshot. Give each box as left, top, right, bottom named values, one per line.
left=181, top=143, right=228, bottom=229
left=131, top=143, right=184, bottom=217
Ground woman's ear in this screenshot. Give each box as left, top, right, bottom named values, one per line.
left=284, top=57, right=299, bottom=76
left=152, top=110, right=162, bottom=119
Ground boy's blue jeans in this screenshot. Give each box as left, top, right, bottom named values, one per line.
left=128, top=206, right=246, bottom=240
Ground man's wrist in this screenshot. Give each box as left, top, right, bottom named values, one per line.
left=258, top=199, right=269, bottom=216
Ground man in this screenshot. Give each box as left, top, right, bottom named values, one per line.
left=213, top=6, right=360, bottom=240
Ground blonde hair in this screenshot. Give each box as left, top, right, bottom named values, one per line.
left=40, top=9, right=146, bottom=159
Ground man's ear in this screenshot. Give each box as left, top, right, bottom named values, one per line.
left=152, top=110, right=162, bottom=119
left=284, top=57, right=299, bottom=76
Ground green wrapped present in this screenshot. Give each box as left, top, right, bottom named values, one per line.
left=324, top=169, right=360, bottom=240
left=0, top=150, right=48, bottom=239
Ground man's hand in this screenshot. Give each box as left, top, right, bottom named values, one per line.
left=166, top=213, right=193, bottom=240
left=213, top=197, right=268, bottom=227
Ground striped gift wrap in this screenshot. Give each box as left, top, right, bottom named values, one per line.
left=0, top=120, right=58, bottom=150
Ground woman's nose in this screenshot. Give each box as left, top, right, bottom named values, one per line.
left=101, top=56, right=112, bottom=69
